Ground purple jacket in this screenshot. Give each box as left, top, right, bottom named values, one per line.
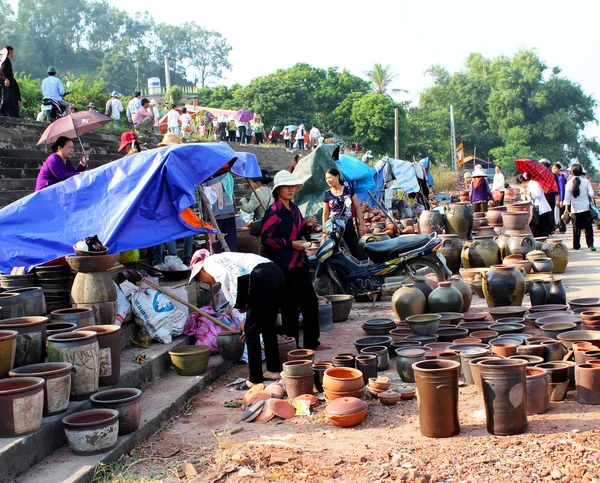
left=35, top=153, right=86, bottom=191
left=556, top=173, right=567, bottom=201
left=470, top=178, right=492, bottom=203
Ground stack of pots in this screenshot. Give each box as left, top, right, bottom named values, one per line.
left=282, top=359, right=315, bottom=399
left=0, top=316, right=47, bottom=367
left=498, top=204, right=535, bottom=259
left=322, top=367, right=365, bottom=400
left=0, top=292, right=25, bottom=319
left=0, top=273, right=35, bottom=290
left=66, top=254, right=119, bottom=325
left=486, top=206, right=507, bottom=231
left=33, top=263, right=73, bottom=313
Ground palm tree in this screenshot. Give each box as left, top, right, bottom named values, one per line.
left=366, top=63, right=397, bottom=94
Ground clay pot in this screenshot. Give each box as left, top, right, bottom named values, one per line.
left=428, top=282, right=463, bottom=314
left=470, top=330, right=499, bottom=344
left=486, top=206, right=506, bottom=226
left=549, top=380, right=569, bottom=401
left=168, top=345, right=211, bottom=376
left=469, top=356, right=504, bottom=391
left=477, top=226, right=497, bottom=237
left=412, top=277, right=434, bottom=303
left=217, top=330, right=245, bottom=362
left=325, top=397, right=368, bottom=427
left=479, top=359, right=528, bottom=435
left=0, top=377, right=45, bottom=437
left=542, top=322, right=577, bottom=340
left=536, top=362, right=570, bottom=383
left=438, top=235, right=463, bottom=274
left=532, top=257, right=553, bottom=274
left=90, top=388, right=143, bottom=435
left=62, top=409, right=119, bottom=455
left=0, top=292, right=25, bottom=319
left=283, top=372, right=315, bottom=399
left=541, top=239, right=569, bottom=273
left=575, top=363, right=600, bottom=404
left=47, top=322, right=77, bottom=338
left=322, top=367, right=364, bottom=393
left=313, top=363, right=332, bottom=392
left=504, top=234, right=536, bottom=258
left=378, top=390, right=402, bottom=406
left=540, top=340, right=565, bottom=362
left=8, top=287, right=46, bottom=317
left=419, top=210, right=445, bottom=235
left=49, top=307, right=95, bottom=328
left=444, top=203, right=473, bottom=238
left=324, top=295, right=353, bottom=322
left=332, top=354, right=355, bottom=368
left=491, top=342, right=517, bottom=357
left=0, top=316, right=47, bottom=368
left=436, top=327, right=469, bottom=343
left=509, top=355, right=544, bottom=366
left=526, top=250, right=547, bottom=262
left=547, top=279, right=566, bottom=305
left=360, top=345, right=389, bottom=371
left=529, top=279, right=548, bottom=306
left=501, top=212, right=529, bottom=231
left=282, top=360, right=313, bottom=377
left=482, top=265, right=525, bottom=308
left=0, top=330, right=17, bottom=378
left=526, top=367, right=550, bottom=414
left=396, top=348, right=425, bottom=383
left=506, top=201, right=532, bottom=213
left=9, top=362, right=72, bottom=416
left=355, top=355, right=377, bottom=386
left=582, top=350, right=600, bottom=362
left=405, top=314, right=441, bottom=336
left=450, top=277, right=472, bottom=312
left=391, top=284, right=426, bottom=321
left=278, top=337, right=297, bottom=366
left=574, top=342, right=598, bottom=364
left=464, top=236, right=500, bottom=268
left=460, top=348, right=492, bottom=385
left=318, top=301, right=334, bottom=332
left=413, top=360, right=461, bottom=438
left=287, top=349, right=315, bottom=362
left=74, top=324, right=121, bottom=386
left=517, top=344, right=545, bottom=358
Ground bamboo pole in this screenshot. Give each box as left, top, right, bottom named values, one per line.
left=142, top=278, right=234, bottom=332
left=198, top=188, right=230, bottom=252
left=368, top=192, right=402, bottom=233
left=245, top=178, right=267, bottom=212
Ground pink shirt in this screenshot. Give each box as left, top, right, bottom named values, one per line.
left=133, top=106, right=154, bottom=123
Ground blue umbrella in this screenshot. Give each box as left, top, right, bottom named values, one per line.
left=285, top=125, right=297, bottom=132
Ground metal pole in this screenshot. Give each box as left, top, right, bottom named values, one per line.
left=164, top=54, right=172, bottom=90
left=394, top=108, right=399, bottom=160
left=450, top=105, right=457, bottom=170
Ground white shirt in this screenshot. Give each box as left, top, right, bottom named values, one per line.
left=167, top=109, right=181, bottom=128
left=309, top=127, right=321, bottom=138
left=180, top=113, right=191, bottom=127
left=202, top=252, right=270, bottom=304
left=527, top=180, right=551, bottom=215
left=106, top=98, right=123, bottom=120
left=564, top=176, right=594, bottom=213
left=492, top=172, right=505, bottom=192
left=152, top=106, right=160, bottom=126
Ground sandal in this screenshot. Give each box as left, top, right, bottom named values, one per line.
left=314, top=343, right=332, bottom=350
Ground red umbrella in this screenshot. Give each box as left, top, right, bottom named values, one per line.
left=37, top=111, right=113, bottom=151
left=515, top=159, right=558, bottom=193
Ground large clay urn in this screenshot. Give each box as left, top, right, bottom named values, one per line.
left=392, top=284, right=426, bottom=321
left=501, top=212, right=531, bottom=233
left=444, top=203, right=473, bottom=239
left=463, top=236, right=500, bottom=268
left=428, top=281, right=463, bottom=313
left=438, top=235, right=463, bottom=274
left=450, top=276, right=472, bottom=313
left=504, top=232, right=536, bottom=258
left=482, top=265, right=526, bottom=308
left=541, top=239, right=569, bottom=273
left=419, top=210, right=446, bottom=235
left=486, top=206, right=507, bottom=227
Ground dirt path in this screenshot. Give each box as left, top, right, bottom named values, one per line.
left=108, top=233, right=600, bottom=483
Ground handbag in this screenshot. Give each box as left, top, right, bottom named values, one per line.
left=249, top=220, right=262, bottom=237
left=589, top=195, right=599, bottom=220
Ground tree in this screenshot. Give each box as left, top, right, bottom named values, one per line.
left=366, top=63, right=397, bottom=94
left=165, top=85, right=184, bottom=106
left=190, top=27, right=232, bottom=87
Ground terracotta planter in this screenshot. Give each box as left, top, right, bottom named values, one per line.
left=392, top=284, right=426, bottom=321
left=0, top=330, right=17, bottom=378
left=526, top=367, right=550, bottom=414
left=284, top=372, right=315, bottom=399
left=419, top=210, right=445, bottom=235
left=438, top=235, right=463, bottom=274
left=482, top=265, right=525, bottom=308
left=278, top=337, right=296, bottom=366
left=62, top=409, right=119, bottom=455
left=541, top=239, right=569, bottom=273
left=444, top=203, right=473, bottom=238
left=428, top=282, right=463, bottom=313
left=90, top=388, right=143, bottom=435
left=0, top=377, right=45, bottom=437
left=413, top=360, right=461, bottom=438
left=575, top=363, right=600, bottom=404
left=74, top=324, right=121, bottom=386
left=450, top=277, right=472, bottom=312
left=0, top=316, right=47, bottom=367
left=396, top=348, right=425, bottom=383
left=282, top=360, right=313, bottom=377
left=9, top=362, right=72, bottom=416
left=169, top=345, right=211, bottom=376
left=491, top=342, right=517, bottom=357
left=8, top=287, right=46, bottom=316
left=479, top=359, right=528, bottom=435
left=540, top=340, right=565, bottom=362
left=287, top=349, right=315, bottom=362
left=322, top=367, right=364, bottom=393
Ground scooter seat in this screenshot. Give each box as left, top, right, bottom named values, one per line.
left=364, top=234, right=431, bottom=263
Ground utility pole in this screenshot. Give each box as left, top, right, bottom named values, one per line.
left=134, top=62, right=139, bottom=92
left=394, top=108, right=399, bottom=160
left=164, top=54, right=172, bottom=91
left=450, top=105, right=457, bottom=170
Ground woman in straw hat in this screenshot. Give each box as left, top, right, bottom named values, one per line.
left=469, top=166, right=492, bottom=213
left=261, top=170, right=331, bottom=351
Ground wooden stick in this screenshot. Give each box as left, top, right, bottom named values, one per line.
left=368, top=192, right=402, bottom=233
left=142, top=278, right=233, bottom=332
left=245, top=178, right=267, bottom=212
left=198, top=189, right=230, bottom=252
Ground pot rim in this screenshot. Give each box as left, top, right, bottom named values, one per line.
left=50, top=308, right=93, bottom=315
left=0, top=376, right=45, bottom=395
left=9, top=362, right=72, bottom=378
left=0, top=316, right=48, bottom=328
left=90, top=388, right=142, bottom=405
left=73, top=325, right=121, bottom=336
left=48, top=330, right=97, bottom=343
left=169, top=345, right=211, bottom=356
left=412, top=359, right=461, bottom=371
left=62, top=408, right=119, bottom=429
left=282, top=371, right=315, bottom=379
left=0, top=329, right=18, bottom=341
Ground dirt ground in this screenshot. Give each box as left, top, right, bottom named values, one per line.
left=105, top=233, right=600, bottom=483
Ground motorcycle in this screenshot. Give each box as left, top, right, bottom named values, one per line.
left=41, top=91, right=72, bottom=122
left=313, top=215, right=451, bottom=296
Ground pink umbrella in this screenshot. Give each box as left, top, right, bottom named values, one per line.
left=37, top=111, right=113, bottom=151
left=233, top=109, right=254, bottom=122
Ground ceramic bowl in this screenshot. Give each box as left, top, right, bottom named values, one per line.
left=458, top=322, right=492, bottom=333
left=537, top=314, right=582, bottom=327
left=529, top=304, right=569, bottom=313
left=434, top=312, right=463, bottom=325
left=367, top=377, right=391, bottom=391
left=405, top=334, right=439, bottom=345
left=557, top=330, right=600, bottom=349
left=470, top=330, right=499, bottom=343
left=498, top=333, right=531, bottom=344
left=377, top=390, right=401, bottom=406
left=490, top=336, right=523, bottom=346
left=389, top=328, right=415, bottom=343
left=405, top=314, right=441, bottom=335
left=568, top=298, right=600, bottom=310
left=462, top=312, right=489, bottom=322
left=488, top=323, right=526, bottom=334
left=361, top=324, right=394, bottom=336
left=488, top=306, right=528, bottom=321
left=353, top=336, right=392, bottom=354
left=542, top=322, right=578, bottom=339
left=435, top=327, right=469, bottom=342
left=322, top=367, right=364, bottom=393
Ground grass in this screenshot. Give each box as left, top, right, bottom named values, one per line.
left=430, top=166, right=464, bottom=194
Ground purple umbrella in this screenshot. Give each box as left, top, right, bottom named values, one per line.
left=37, top=111, right=113, bottom=151
left=233, top=109, right=254, bottom=122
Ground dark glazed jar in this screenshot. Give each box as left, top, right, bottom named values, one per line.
left=482, top=265, right=525, bottom=308
left=428, top=282, right=464, bottom=314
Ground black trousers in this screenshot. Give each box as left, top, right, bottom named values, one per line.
left=254, top=132, right=264, bottom=144
left=228, top=130, right=236, bottom=141
left=280, top=265, right=320, bottom=349
left=245, top=263, right=285, bottom=383
left=533, top=211, right=554, bottom=237
left=297, top=138, right=305, bottom=150
left=558, top=205, right=566, bottom=233
left=344, top=219, right=363, bottom=260
left=546, top=193, right=557, bottom=231
left=473, top=201, right=488, bottom=213
left=0, top=85, right=19, bottom=118
left=219, top=122, right=227, bottom=140
left=572, top=210, right=594, bottom=249
left=284, top=139, right=291, bottom=148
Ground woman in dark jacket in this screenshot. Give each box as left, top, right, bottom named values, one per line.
left=0, top=46, right=21, bottom=118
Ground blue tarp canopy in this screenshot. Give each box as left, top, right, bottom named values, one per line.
left=0, top=142, right=260, bottom=273
left=356, top=157, right=421, bottom=206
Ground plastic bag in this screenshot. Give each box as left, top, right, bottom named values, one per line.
left=164, top=255, right=189, bottom=271
left=120, top=280, right=186, bottom=344
left=114, top=282, right=132, bottom=326
left=183, top=307, right=239, bottom=353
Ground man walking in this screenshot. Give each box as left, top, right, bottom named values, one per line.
left=41, top=66, right=70, bottom=115
left=126, top=91, right=142, bottom=124
left=167, top=105, right=181, bottom=135
left=309, top=124, right=321, bottom=149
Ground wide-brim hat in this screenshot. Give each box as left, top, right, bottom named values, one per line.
left=272, top=170, right=303, bottom=191
left=251, top=169, right=273, bottom=184
left=188, top=249, right=211, bottom=284
left=118, top=131, right=138, bottom=152
left=158, top=132, right=182, bottom=147
left=471, top=167, right=487, bottom=177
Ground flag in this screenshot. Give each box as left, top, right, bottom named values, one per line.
left=456, top=141, right=465, bottom=166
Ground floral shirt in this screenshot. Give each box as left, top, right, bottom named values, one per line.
left=322, top=185, right=355, bottom=221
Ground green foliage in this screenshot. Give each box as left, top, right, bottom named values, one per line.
left=61, top=74, right=108, bottom=112
left=165, top=86, right=184, bottom=106
left=15, top=73, right=42, bottom=119
left=366, top=63, right=397, bottom=94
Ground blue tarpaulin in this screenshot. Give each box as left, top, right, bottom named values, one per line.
left=0, top=142, right=260, bottom=273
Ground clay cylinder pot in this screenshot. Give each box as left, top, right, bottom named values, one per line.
left=62, top=409, right=119, bottom=456
left=413, top=360, right=460, bottom=438
left=428, top=282, right=463, bottom=314
left=313, top=363, right=332, bottom=392
left=355, top=355, right=378, bottom=385
left=486, top=206, right=506, bottom=226
left=0, top=330, right=17, bottom=378
left=361, top=346, right=389, bottom=371
left=50, top=308, right=95, bottom=328
left=90, top=388, right=143, bottom=435
left=460, top=349, right=492, bottom=385
left=217, top=330, right=245, bottom=362
left=0, top=377, right=45, bottom=437
left=540, top=340, right=564, bottom=362
left=491, top=342, right=517, bottom=357
left=332, top=355, right=355, bottom=368
left=0, top=292, right=25, bottom=319
left=283, top=372, right=315, bottom=399
left=479, top=359, right=528, bottom=435
left=464, top=236, right=500, bottom=268
left=526, top=367, right=550, bottom=414
left=0, top=316, right=47, bottom=368
left=541, top=239, right=569, bottom=273
left=74, top=325, right=121, bottom=386
left=575, top=363, right=600, bottom=405
left=482, top=265, right=525, bottom=308
left=536, top=362, right=569, bottom=383
left=450, top=276, right=472, bottom=313
left=444, top=203, right=473, bottom=238
left=8, top=287, right=46, bottom=316
left=47, top=331, right=100, bottom=400
left=396, top=348, right=425, bottom=383
left=278, top=337, right=296, bottom=366
left=574, top=342, right=598, bottom=364
left=392, top=284, right=426, bottom=321
left=322, top=367, right=363, bottom=393
left=419, top=210, right=445, bottom=235
left=438, top=235, right=463, bottom=274
left=287, top=349, right=315, bottom=363
left=469, top=355, right=504, bottom=392
left=9, top=362, right=72, bottom=416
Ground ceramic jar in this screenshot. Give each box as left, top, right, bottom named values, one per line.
left=504, top=233, right=536, bottom=258
left=501, top=212, right=530, bottom=232
left=526, top=367, right=550, bottom=414
left=278, top=337, right=297, bottom=367
left=74, top=325, right=121, bottom=386
left=541, top=239, right=569, bottom=273
left=482, top=265, right=525, bottom=308
left=0, top=330, right=17, bottom=378
left=419, top=210, right=445, bottom=235
left=529, top=279, right=548, bottom=306
left=532, top=258, right=553, bottom=273
left=486, top=206, right=507, bottom=226
left=547, top=279, right=566, bottom=305
left=392, top=284, right=426, bottom=321
left=438, top=235, right=463, bottom=274
left=412, top=277, right=434, bottom=304
left=444, top=203, right=473, bottom=238
left=428, top=282, right=464, bottom=313
left=0, top=316, right=47, bottom=368
left=0, top=377, right=44, bottom=437
left=526, top=250, right=547, bottom=262
left=396, top=348, right=425, bottom=383
left=460, top=240, right=473, bottom=269
left=450, top=276, right=472, bottom=313
left=463, top=236, right=500, bottom=268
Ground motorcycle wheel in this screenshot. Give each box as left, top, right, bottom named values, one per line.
left=402, top=258, right=448, bottom=286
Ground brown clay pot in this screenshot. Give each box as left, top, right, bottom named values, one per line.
left=0, top=316, right=47, bottom=368
left=287, top=349, right=315, bottom=362
left=486, top=206, right=507, bottom=226
left=0, top=377, right=44, bottom=437
left=541, top=239, right=569, bottom=273
left=322, top=367, right=364, bottom=393
left=419, top=210, right=445, bottom=235
left=392, top=284, right=426, bottom=321
left=325, top=397, right=368, bottom=427
left=574, top=342, right=598, bottom=364
left=450, top=276, right=472, bottom=313
left=501, top=212, right=529, bottom=231
left=464, top=236, right=501, bottom=268
left=575, top=363, right=600, bottom=404
left=278, top=337, right=297, bottom=366
left=74, top=325, right=121, bottom=386
left=491, top=342, right=517, bottom=357
left=504, top=233, right=536, bottom=258
left=90, top=388, right=143, bottom=435
left=283, top=372, right=315, bottom=399
left=355, top=355, right=377, bottom=386
left=469, top=356, right=504, bottom=392
left=482, top=265, right=525, bottom=308
left=332, top=355, right=355, bottom=368
left=526, top=367, right=550, bottom=414
left=438, top=235, right=463, bottom=274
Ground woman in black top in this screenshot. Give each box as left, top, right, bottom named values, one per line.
left=0, top=46, right=21, bottom=118
left=322, top=168, right=365, bottom=259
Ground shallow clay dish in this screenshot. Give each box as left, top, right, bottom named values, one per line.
left=462, top=313, right=489, bottom=322
left=270, top=400, right=295, bottom=419
left=254, top=399, right=276, bottom=422
left=324, top=386, right=366, bottom=400
left=248, top=391, right=271, bottom=405
left=241, top=400, right=265, bottom=422
left=242, top=383, right=266, bottom=405
left=292, top=394, right=319, bottom=407
left=488, top=306, right=528, bottom=321
left=529, top=304, right=569, bottom=313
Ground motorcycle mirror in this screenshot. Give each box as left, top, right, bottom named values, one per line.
left=66, top=81, right=71, bottom=87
